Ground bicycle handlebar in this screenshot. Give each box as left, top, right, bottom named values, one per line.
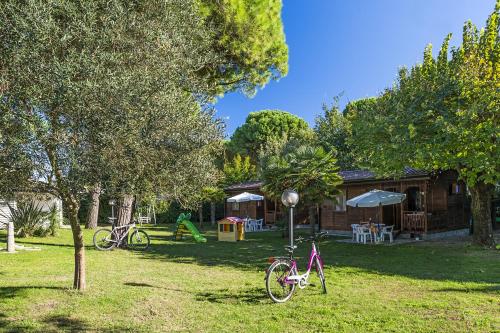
left=295, top=232, right=328, bottom=244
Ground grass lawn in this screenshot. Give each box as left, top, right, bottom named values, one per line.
left=0, top=225, right=499, bottom=333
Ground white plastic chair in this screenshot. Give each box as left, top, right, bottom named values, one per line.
left=245, top=219, right=255, bottom=232
left=350, top=224, right=360, bottom=242
left=243, top=218, right=250, bottom=232
left=356, top=226, right=372, bottom=244
left=381, top=225, right=394, bottom=243
left=254, top=219, right=264, bottom=231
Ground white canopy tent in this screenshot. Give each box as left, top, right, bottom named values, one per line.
left=227, top=192, right=264, bottom=203
left=346, top=189, right=406, bottom=208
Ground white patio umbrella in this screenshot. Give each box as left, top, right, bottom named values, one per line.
left=227, top=192, right=264, bottom=203
left=346, top=189, right=406, bottom=208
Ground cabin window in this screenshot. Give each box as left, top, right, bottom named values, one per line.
left=448, top=182, right=461, bottom=195
left=335, top=193, right=346, bottom=212
left=232, top=202, right=239, bottom=210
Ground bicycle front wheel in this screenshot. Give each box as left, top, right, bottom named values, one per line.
left=315, top=257, right=327, bottom=294
left=93, top=228, right=115, bottom=251
left=129, top=229, right=150, bottom=250
left=265, top=260, right=296, bottom=303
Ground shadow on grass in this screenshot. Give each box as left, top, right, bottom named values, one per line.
left=0, top=312, right=142, bottom=333
left=123, top=282, right=156, bottom=288
left=138, top=227, right=500, bottom=284
left=434, top=285, right=500, bottom=294
left=195, top=287, right=269, bottom=305
left=9, top=240, right=95, bottom=250
left=0, top=286, right=66, bottom=299
left=43, top=315, right=89, bottom=333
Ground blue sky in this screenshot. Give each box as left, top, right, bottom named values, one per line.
left=215, top=0, right=495, bottom=136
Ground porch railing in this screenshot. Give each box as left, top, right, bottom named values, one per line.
left=402, top=211, right=427, bottom=233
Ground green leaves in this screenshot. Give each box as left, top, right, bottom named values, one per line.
left=261, top=144, right=342, bottom=205
left=228, top=110, right=314, bottom=160
left=197, top=0, right=288, bottom=95
left=349, top=2, right=499, bottom=188
left=223, top=154, right=257, bottom=186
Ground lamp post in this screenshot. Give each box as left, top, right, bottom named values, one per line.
left=281, top=189, right=299, bottom=248
left=109, top=199, right=116, bottom=227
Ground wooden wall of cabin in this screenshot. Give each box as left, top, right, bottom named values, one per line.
left=321, top=183, right=386, bottom=231
left=426, top=171, right=468, bottom=231
left=225, top=198, right=258, bottom=219
left=321, top=180, right=429, bottom=231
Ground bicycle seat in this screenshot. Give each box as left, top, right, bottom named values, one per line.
left=284, top=245, right=297, bottom=252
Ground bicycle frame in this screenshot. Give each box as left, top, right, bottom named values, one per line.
left=284, top=241, right=323, bottom=285
left=109, top=223, right=135, bottom=245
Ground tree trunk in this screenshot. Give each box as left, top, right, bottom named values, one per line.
left=469, top=182, right=495, bottom=246
left=85, top=183, right=101, bottom=229
left=309, top=205, right=316, bottom=236
left=117, top=194, right=134, bottom=226
left=117, top=194, right=134, bottom=247
left=46, top=143, right=85, bottom=290
left=316, top=204, right=321, bottom=231
left=65, top=196, right=86, bottom=291
left=210, top=202, right=216, bottom=226
left=198, top=205, right=203, bottom=229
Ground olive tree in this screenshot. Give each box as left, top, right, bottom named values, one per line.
left=0, top=0, right=223, bottom=290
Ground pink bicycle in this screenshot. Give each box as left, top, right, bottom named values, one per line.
left=265, top=232, right=327, bottom=303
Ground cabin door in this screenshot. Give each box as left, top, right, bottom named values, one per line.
left=383, top=187, right=401, bottom=229
left=256, top=200, right=265, bottom=220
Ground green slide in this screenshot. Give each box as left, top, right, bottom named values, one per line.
left=173, top=213, right=207, bottom=243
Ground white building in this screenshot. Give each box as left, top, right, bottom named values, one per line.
left=0, top=192, right=63, bottom=228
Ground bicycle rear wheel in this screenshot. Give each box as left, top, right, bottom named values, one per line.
left=265, top=260, right=296, bottom=303
left=129, top=229, right=150, bottom=250
left=315, top=257, right=327, bottom=294
left=93, top=229, right=115, bottom=251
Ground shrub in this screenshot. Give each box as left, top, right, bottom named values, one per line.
left=3, top=200, right=49, bottom=237
left=46, top=204, right=60, bottom=236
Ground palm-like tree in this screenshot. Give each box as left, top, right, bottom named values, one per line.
left=261, top=145, right=342, bottom=234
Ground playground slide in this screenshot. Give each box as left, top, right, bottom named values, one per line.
left=181, top=220, right=207, bottom=243
left=173, top=213, right=207, bottom=242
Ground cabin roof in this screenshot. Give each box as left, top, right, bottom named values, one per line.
left=224, top=167, right=429, bottom=191
left=339, top=167, right=429, bottom=182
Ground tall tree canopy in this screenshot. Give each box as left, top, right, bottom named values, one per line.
left=197, top=0, right=288, bottom=95
left=223, top=154, right=257, bottom=186
left=228, top=110, right=314, bottom=159
left=314, top=98, right=377, bottom=170
left=349, top=2, right=499, bottom=246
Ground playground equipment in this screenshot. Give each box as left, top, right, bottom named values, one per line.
left=217, top=217, right=245, bottom=242
left=173, top=213, right=206, bottom=243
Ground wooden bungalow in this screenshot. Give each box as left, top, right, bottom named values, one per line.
left=321, top=168, right=469, bottom=234
left=224, top=181, right=297, bottom=225
left=224, top=168, right=470, bottom=235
